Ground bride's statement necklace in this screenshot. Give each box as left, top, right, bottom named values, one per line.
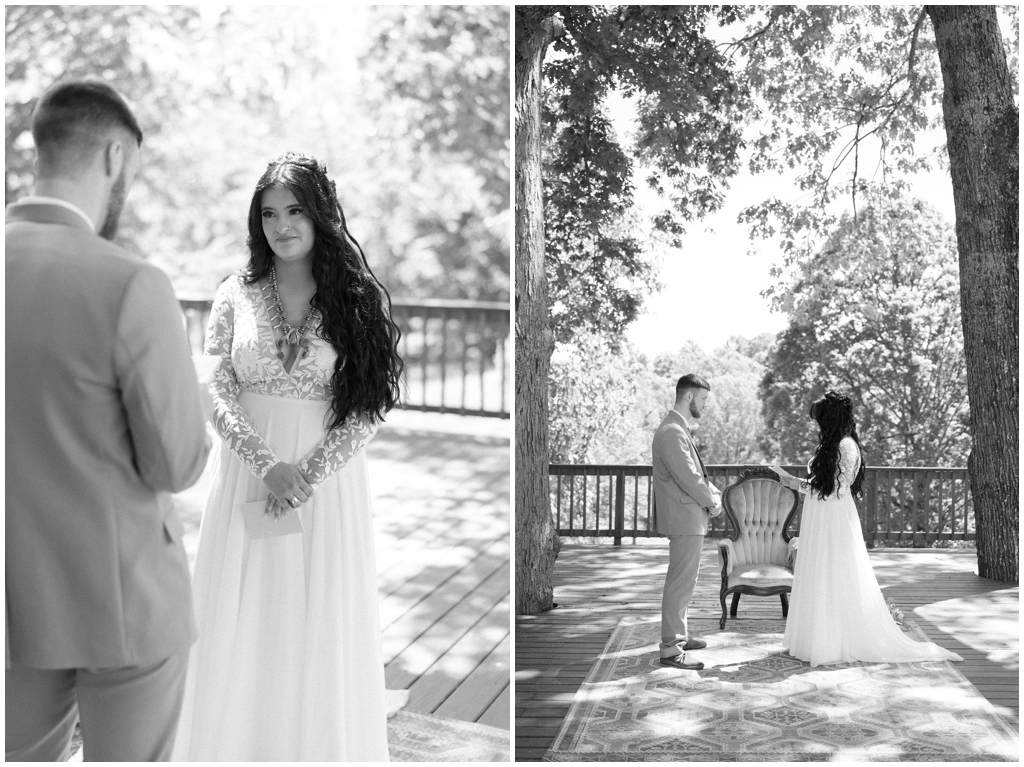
left=262, top=265, right=316, bottom=360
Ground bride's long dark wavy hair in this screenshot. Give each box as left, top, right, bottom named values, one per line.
left=242, top=152, right=402, bottom=428
left=808, top=390, right=866, bottom=500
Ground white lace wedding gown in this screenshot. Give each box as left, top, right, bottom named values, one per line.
left=172, top=275, right=389, bottom=761
left=783, top=437, right=962, bottom=667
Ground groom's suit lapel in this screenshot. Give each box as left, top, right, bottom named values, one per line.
left=691, top=440, right=709, bottom=480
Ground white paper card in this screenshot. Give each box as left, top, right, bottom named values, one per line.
left=240, top=500, right=304, bottom=539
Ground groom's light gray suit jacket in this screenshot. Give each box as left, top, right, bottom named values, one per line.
left=651, top=409, right=720, bottom=536
left=5, top=201, right=211, bottom=669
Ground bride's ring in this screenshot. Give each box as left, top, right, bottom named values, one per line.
left=289, top=497, right=300, bottom=508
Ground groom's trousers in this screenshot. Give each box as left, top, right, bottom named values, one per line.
left=659, top=534, right=704, bottom=658
left=5, top=649, right=188, bottom=761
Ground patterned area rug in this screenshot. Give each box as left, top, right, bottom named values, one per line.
left=543, top=617, right=1019, bottom=762
left=67, top=696, right=509, bottom=762
left=388, top=710, right=510, bottom=762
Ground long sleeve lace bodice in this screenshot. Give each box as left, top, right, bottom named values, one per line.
left=834, top=438, right=862, bottom=497
left=798, top=437, right=861, bottom=499
left=204, top=274, right=378, bottom=486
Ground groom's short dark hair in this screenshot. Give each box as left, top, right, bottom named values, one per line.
left=31, top=80, right=143, bottom=177
left=676, top=373, right=711, bottom=398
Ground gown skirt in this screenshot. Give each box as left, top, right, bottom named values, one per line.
left=173, top=391, right=389, bottom=761
left=782, top=489, right=962, bottom=667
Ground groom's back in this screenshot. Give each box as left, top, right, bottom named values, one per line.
left=7, top=214, right=148, bottom=494
left=5, top=206, right=209, bottom=669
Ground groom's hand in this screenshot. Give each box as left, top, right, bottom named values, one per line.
left=707, top=494, right=723, bottom=517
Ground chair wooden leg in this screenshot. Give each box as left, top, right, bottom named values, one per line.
left=730, top=592, right=740, bottom=618
left=719, top=590, right=728, bottom=630
left=781, top=592, right=789, bottom=618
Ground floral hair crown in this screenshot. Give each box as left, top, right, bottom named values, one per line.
left=267, top=152, right=340, bottom=210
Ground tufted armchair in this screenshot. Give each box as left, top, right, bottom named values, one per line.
left=717, top=468, right=800, bottom=630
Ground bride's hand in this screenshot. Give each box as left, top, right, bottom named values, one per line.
left=265, top=496, right=290, bottom=519
left=263, top=462, right=314, bottom=511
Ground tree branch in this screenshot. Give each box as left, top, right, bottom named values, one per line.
left=907, top=6, right=928, bottom=82
left=720, top=7, right=781, bottom=57
left=852, top=119, right=861, bottom=222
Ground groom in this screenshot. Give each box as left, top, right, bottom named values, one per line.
left=6, top=80, right=211, bottom=760
left=652, top=374, right=722, bottom=670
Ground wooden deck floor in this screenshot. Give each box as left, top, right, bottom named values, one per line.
left=515, top=543, right=1019, bottom=761
left=175, top=409, right=510, bottom=731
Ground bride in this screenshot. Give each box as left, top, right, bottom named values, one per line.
left=173, top=153, right=402, bottom=760
left=770, top=391, right=962, bottom=667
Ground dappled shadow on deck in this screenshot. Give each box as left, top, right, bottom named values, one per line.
left=515, top=544, right=1018, bottom=761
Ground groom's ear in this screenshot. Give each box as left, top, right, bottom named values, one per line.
left=103, top=139, right=122, bottom=178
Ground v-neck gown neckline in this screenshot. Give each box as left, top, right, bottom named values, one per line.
left=258, top=281, right=309, bottom=376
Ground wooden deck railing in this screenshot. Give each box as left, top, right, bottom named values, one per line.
left=179, top=295, right=510, bottom=419
left=549, top=464, right=974, bottom=546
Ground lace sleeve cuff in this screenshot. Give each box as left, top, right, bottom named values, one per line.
left=298, top=413, right=379, bottom=488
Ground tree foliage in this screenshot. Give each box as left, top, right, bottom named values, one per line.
left=359, top=5, right=510, bottom=300
left=760, top=194, right=970, bottom=467
left=732, top=6, right=935, bottom=259
left=5, top=5, right=509, bottom=300
left=548, top=333, right=772, bottom=467
left=539, top=5, right=747, bottom=344
left=547, top=333, right=656, bottom=464
left=730, top=6, right=1016, bottom=264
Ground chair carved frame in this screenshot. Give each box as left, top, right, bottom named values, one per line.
left=718, top=468, right=800, bottom=630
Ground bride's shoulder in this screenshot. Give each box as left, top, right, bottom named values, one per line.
left=839, top=436, right=860, bottom=456
left=214, top=272, right=252, bottom=301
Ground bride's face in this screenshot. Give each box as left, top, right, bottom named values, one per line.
left=261, top=186, right=315, bottom=264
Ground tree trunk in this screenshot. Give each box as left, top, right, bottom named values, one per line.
left=927, top=6, right=1019, bottom=581
left=514, top=9, right=562, bottom=614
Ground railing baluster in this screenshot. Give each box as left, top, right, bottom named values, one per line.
left=556, top=472, right=563, bottom=531
left=499, top=317, right=508, bottom=415
left=439, top=309, right=448, bottom=413
left=459, top=308, right=469, bottom=413
left=940, top=470, right=948, bottom=537
left=476, top=310, right=484, bottom=412
left=613, top=471, right=625, bottom=546
left=568, top=472, right=575, bottom=532
left=421, top=312, right=430, bottom=408
left=582, top=473, right=588, bottom=533
left=626, top=469, right=634, bottom=540
left=958, top=469, right=966, bottom=536
left=605, top=473, right=611, bottom=538
left=865, top=468, right=876, bottom=547
left=645, top=473, right=653, bottom=534
left=401, top=309, right=411, bottom=403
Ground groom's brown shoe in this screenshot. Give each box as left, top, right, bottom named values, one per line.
left=682, top=637, right=707, bottom=651
left=659, top=654, right=704, bottom=671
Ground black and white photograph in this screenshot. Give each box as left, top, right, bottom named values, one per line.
left=6, top=4, right=510, bottom=761
left=514, top=5, right=1018, bottom=762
